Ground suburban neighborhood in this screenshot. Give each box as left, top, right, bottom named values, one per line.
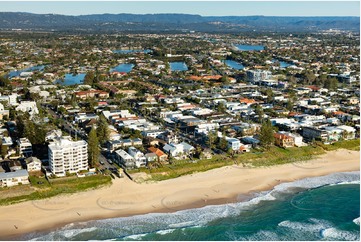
left=0, top=30, right=359, bottom=188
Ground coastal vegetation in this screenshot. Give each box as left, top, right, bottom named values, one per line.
left=1, top=139, right=357, bottom=205
left=0, top=175, right=111, bottom=206
left=130, top=139, right=359, bottom=182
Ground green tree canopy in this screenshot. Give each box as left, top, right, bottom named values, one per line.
left=259, top=119, right=274, bottom=150
left=88, top=126, right=99, bottom=168
left=97, top=115, right=110, bottom=145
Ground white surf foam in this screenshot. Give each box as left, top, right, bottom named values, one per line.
left=122, top=233, right=149, bottom=240
left=24, top=171, right=360, bottom=240
left=155, top=229, right=176, bottom=235
left=278, top=218, right=332, bottom=233
left=321, top=227, right=359, bottom=241
left=353, top=217, right=360, bottom=226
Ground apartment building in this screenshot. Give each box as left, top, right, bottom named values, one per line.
left=48, top=137, right=88, bottom=177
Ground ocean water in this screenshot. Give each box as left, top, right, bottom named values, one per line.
left=23, top=171, right=360, bottom=241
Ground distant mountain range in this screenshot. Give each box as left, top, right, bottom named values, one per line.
left=0, top=12, right=359, bottom=33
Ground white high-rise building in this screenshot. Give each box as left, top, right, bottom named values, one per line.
left=48, top=137, right=88, bottom=177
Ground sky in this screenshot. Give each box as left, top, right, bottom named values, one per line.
left=0, top=1, right=359, bottom=17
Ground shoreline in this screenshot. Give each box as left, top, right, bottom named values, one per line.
left=0, top=149, right=359, bottom=240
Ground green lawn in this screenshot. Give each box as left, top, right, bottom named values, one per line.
left=0, top=175, right=112, bottom=206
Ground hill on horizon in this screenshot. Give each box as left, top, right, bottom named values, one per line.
left=0, top=12, right=359, bottom=33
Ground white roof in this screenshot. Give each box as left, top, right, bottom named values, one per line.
left=0, top=169, right=29, bottom=179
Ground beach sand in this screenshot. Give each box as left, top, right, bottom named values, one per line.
left=0, top=149, right=359, bottom=239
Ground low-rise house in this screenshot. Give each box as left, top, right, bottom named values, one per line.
left=274, top=132, right=295, bottom=148
left=17, top=138, right=33, bottom=157
left=163, top=142, right=195, bottom=158
left=0, top=103, right=9, bottom=120
left=127, top=147, right=147, bottom=168
left=0, top=169, right=29, bottom=187
left=145, top=153, right=158, bottom=163
left=15, top=101, right=39, bottom=118
left=148, top=147, right=168, bottom=162
left=25, top=156, right=42, bottom=172
left=74, top=90, right=109, bottom=99
left=302, top=126, right=329, bottom=143
left=114, top=149, right=135, bottom=169
left=107, top=138, right=142, bottom=152
left=337, top=125, right=356, bottom=140
left=225, top=137, right=241, bottom=151
left=1, top=136, right=13, bottom=146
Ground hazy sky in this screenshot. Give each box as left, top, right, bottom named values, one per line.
left=0, top=1, right=360, bottom=16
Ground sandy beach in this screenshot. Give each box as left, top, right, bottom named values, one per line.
left=0, top=149, right=359, bottom=239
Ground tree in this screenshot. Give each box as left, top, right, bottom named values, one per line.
left=259, top=119, right=274, bottom=150
left=218, top=137, right=228, bottom=151
left=97, top=116, right=110, bottom=145
left=84, top=71, right=95, bottom=86
left=206, top=131, right=217, bottom=149
left=254, top=104, right=264, bottom=121
left=324, top=77, right=339, bottom=91
left=0, top=142, right=7, bottom=159
left=217, top=102, right=226, bottom=113
left=221, top=75, right=230, bottom=84
left=88, top=126, right=99, bottom=168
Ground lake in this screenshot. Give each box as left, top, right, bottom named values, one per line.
left=223, top=60, right=244, bottom=70
left=110, top=63, right=134, bottom=73
left=55, top=73, right=86, bottom=86
left=170, top=62, right=188, bottom=71
left=7, top=65, right=45, bottom=78
left=113, top=49, right=152, bottom=54
left=234, top=44, right=265, bottom=51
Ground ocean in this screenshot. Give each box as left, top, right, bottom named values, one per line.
left=23, top=171, right=360, bottom=241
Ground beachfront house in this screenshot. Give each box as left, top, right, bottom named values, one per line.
left=127, top=147, right=147, bottom=168
left=114, top=149, right=135, bottom=169
left=273, top=132, right=295, bottom=148
left=163, top=142, right=195, bottom=158
left=25, top=157, right=42, bottom=172
left=145, top=153, right=158, bottom=163
left=0, top=169, right=29, bottom=187
left=148, top=147, right=168, bottom=162
left=225, top=137, right=242, bottom=151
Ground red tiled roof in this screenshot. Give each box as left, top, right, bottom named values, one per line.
left=148, top=147, right=166, bottom=157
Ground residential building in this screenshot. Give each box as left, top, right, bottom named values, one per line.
left=145, top=153, right=158, bottom=163
left=127, top=146, right=147, bottom=167
left=48, top=137, right=88, bottom=177
left=337, top=125, right=356, bottom=140
left=74, top=90, right=109, bottom=99
left=0, top=103, right=9, bottom=120
left=114, top=149, right=135, bottom=169
left=15, top=101, right=39, bottom=117
left=17, top=138, right=33, bottom=157
left=0, top=169, right=29, bottom=187
left=225, top=137, right=241, bottom=151
left=25, top=156, right=42, bottom=172
left=163, top=142, right=194, bottom=157
left=107, top=138, right=142, bottom=152
left=274, top=132, right=295, bottom=148
left=246, top=70, right=272, bottom=84
left=148, top=147, right=168, bottom=162
left=302, top=127, right=329, bottom=143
